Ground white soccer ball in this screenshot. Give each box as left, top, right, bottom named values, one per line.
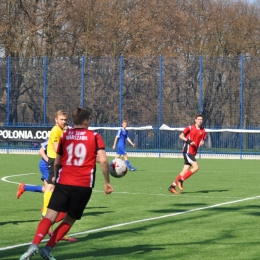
left=109, top=158, right=128, bottom=178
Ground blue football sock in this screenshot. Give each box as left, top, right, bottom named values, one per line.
left=24, top=185, right=43, bottom=193
left=125, top=160, right=132, bottom=168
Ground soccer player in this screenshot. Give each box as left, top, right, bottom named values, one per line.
left=168, top=114, right=206, bottom=194
left=19, top=106, right=113, bottom=260
left=112, top=120, right=137, bottom=171
left=42, top=109, right=67, bottom=217
left=16, top=139, right=49, bottom=199
left=16, top=124, right=70, bottom=199
left=16, top=124, right=76, bottom=242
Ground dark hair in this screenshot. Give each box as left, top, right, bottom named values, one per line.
left=195, top=114, right=203, bottom=119
left=72, top=107, right=92, bottom=125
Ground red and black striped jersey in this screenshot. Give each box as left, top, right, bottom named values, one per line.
left=182, top=125, right=206, bottom=156
left=56, top=128, right=105, bottom=187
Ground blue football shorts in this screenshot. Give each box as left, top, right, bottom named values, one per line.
left=116, top=145, right=127, bottom=156
left=39, top=159, right=49, bottom=181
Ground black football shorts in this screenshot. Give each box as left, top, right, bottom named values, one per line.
left=48, top=183, right=92, bottom=220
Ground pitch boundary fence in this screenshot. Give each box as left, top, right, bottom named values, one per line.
left=1, top=125, right=260, bottom=159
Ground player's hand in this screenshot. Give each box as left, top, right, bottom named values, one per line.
left=52, top=176, right=56, bottom=183
left=132, top=143, right=135, bottom=147
left=187, top=139, right=195, bottom=146
left=112, top=145, right=115, bottom=149
left=104, top=183, right=114, bottom=195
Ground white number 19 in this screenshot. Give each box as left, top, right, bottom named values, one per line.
left=66, top=143, right=87, bottom=166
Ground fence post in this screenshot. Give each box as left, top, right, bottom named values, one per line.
left=6, top=55, right=10, bottom=126
left=240, top=54, right=244, bottom=159
left=199, top=55, right=203, bottom=159
left=81, top=55, right=85, bottom=107
left=199, top=55, right=203, bottom=114
left=119, top=55, right=123, bottom=125
left=158, top=55, right=163, bottom=157
left=43, top=56, right=47, bottom=125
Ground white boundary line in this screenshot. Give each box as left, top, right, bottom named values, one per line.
left=1, top=195, right=260, bottom=251
left=2, top=173, right=260, bottom=251
left=1, top=173, right=38, bottom=185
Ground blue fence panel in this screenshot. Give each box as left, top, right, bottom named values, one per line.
left=1, top=55, right=260, bottom=156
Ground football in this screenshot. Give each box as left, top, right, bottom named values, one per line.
left=109, top=158, right=128, bottom=178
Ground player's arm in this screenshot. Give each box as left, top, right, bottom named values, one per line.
left=53, top=154, right=61, bottom=183
left=200, top=132, right=207, bottom=146
left=112, top=136, right=119, bottom=149
left=52, top=142, right=59, bottom=153
left=97, top=149, right=113, bottom=194
left=179, top=132, right=195, bottom=146
left=51, top=127, right=63, bottom=153
left=39, top=147, right=48, bottom=162
left=127, top=137, right=135, bottom=147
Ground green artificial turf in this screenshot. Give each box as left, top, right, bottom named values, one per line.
left=1, top=154, right=260, bottom=259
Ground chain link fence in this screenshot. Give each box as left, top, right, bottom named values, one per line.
left=1, top=55, right=260, bottom=157
left=0, top=55, right=260, bottom=129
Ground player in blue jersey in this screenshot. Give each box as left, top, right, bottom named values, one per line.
left=16, top=123, right=69, bottom=199
left=112, top=120, right=137, bottom=171
left=16, top=139, right=49, bottom=198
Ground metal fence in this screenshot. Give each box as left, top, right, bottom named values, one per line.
left=1, top=55, right=260, bottom=127
left=1, top=127, right=260, bottom=159
left=1, top=55, right=260, bottom=157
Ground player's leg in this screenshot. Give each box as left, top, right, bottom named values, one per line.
left=44, top=179, right=77, bottom=242
left=40, top=173, right=49, bottom=216
left=40, top=185, right=92, bottom=259
left=49, top=212, right=77, bottom=242
left=115, top=153, right=121, bottom=159
left=168, top=164, right=190, bottom=194
left=41, top=216, right=75, bottom=260
left=19, top=209, right=59, bottom=260
left=44, top=214, right=76, bottom=248
left=168, top=153, right=190, bottom=193
left=43, top=184, right=55, bottom=216
left=116, top=146, right=137, bottom=170
left=45, top=184, right=77, bottom=242
left=43, top=158, right=55, bottom=216
left=17, top=159, right=49, bottom=199
left=176, top=155, right=199, bottom=191
left=123, top=153, right=137, bottom=171
left=182, top=160, right=199, bottom=180
left=38, top=185, right=69, bottom=259
left=40, top=161, right=50, bottom=190
left=42, top=179, right=48, bottom=193
left=16, top=183, right=43, bottom=199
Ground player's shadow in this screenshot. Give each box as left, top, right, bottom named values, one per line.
left=81, top=210, right=114, bottom=217
left=63, top=244, right=166, bottom=258
left=183, top=189, right=228, bottom=194
left=59, top=227, right=167, bottom=258
left=81, top=206, right=114, bottom=217
left=1, top=208, right=43, bottom=226
left=0, top=219, right=38, bottom=226
left=243, top=205, right=260, bottom=216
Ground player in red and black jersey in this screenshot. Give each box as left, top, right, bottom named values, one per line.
left=20, top=107, right=113, bottom=260
left=168, top=114, right=206, bottom=194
